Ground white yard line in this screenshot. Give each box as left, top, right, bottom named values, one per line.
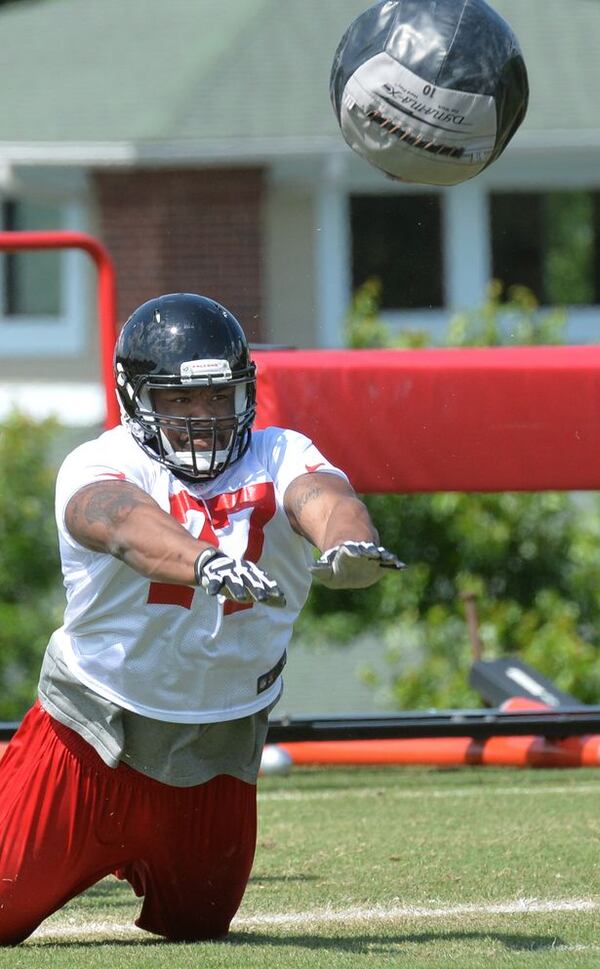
left=236, top=898, right=599, bottom=927
left=258, top=782, right=600, bottom=803
left=30, top=897, right=600, bottom=941
left=552, top=944, right=600, bottom=953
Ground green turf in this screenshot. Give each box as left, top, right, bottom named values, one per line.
left=3, top=766, right=599, bottom=968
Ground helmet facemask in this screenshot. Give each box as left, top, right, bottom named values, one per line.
left=116, top=361, right=256, bottom=481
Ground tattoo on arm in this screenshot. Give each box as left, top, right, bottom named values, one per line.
left=79, top=483, right=149, bottom=526
left=292, top=484, right=323, bottom=522
left=285, top=472, right=359, bottom=545
left=66, top=481, right=154, bottom=552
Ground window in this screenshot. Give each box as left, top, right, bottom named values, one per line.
left=0, top=195, right=88, bottom=356
left=490, top=190, right=599, bottom=306
left=350, top=194, right=443, bottom=310
left=2, top=199, right=62, bottom=316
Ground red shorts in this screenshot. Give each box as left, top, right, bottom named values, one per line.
left=0, top=701, right=257, bottom=944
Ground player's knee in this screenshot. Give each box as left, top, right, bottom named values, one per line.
left=137, top=911, right=231, bottom=943
left=0, top=886, right=41, bottom=945
left=0, top=924, right=34, bottom=946
left=166, top=922, right=230, bottom=943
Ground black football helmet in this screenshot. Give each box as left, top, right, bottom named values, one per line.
left=114, top=293, right=256, bottom=481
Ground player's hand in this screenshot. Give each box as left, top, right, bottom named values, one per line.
left=194, top=548, right=286, bottom=607
left=309, top=541, right=405, bottom=589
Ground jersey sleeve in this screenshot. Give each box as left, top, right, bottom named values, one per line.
left=258, top=427, right=349, bottom=499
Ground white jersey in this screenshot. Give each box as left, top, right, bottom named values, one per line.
left=52, top=425, right=347, bottom=723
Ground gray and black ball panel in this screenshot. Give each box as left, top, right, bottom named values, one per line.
left=330, top=0, right=529, bottom=186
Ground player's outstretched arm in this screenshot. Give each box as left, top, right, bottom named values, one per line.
left=65, top=480, right=285, bottom=605
left=284, top=473, right=405, bottom=589
left=65, top=480, right=209, bottom=585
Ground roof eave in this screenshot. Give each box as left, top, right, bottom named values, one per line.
left=0, top=136, right=347, bottom=168
left=1, top=129, right=600, bottom=171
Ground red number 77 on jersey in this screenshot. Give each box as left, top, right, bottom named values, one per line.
left=147, top=482, right=276, bottom=614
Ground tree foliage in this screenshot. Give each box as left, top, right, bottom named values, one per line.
left=0, top=413, right=63, bottom=718
left=297, top=283, right=600, bottom=709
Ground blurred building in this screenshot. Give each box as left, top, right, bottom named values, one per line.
left=0, top=0, right=599, bottom=423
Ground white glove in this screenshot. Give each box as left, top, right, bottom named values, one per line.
left=195, top=548, right=286, bottom=607
left=309, top=541, right=406, bottom=590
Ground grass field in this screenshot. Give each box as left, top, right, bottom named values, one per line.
left=4, top=765, right=600, bottom=968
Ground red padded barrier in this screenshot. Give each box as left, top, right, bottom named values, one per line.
left=253, top=346, right=600, bottom=493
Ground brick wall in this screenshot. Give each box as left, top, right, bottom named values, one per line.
left=94, top=167, right=265, bottom=342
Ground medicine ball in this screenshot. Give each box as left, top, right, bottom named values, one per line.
left=330, top=0, right=529, bottom=185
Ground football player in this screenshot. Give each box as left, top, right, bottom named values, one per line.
left=0, top=292, right=403, bottom=944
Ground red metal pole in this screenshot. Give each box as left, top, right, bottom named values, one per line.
left=0, top=230, right=119, bottom=428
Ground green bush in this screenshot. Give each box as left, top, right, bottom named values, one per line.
left=296, top=283, right=600, bottom=709
left=0, top=413, right=63, bottom=719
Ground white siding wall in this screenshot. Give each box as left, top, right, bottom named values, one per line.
left=264, top=183, right=318, bottom=348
